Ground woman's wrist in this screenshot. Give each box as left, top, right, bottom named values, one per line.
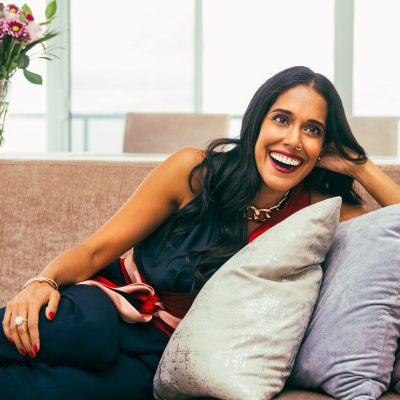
left=349, top=158, right=376, bottom=182
left=23, top=276, right=59, bottom=290
left=349, top=158, right=400, bottom=207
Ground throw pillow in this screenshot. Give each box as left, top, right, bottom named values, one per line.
left=288, top=204, right=400, bottom=400
left=391, top=350, right=400, bottom=393
left=153, top=197, right=341, bottom=400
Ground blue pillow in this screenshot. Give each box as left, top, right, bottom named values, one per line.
left=288, top=205, right=400, bottom=400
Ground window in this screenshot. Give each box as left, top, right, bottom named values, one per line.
left=353, top=0, right=400, bottom=115
left=70, top=0, right=194, bottom=152
left=203, top=0, right=335, bottom=120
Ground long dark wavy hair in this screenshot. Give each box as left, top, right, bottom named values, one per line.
left=163, top=66, right=367, bottom=292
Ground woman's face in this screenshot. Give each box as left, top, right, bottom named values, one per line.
left=254, top=84, right=327, bottom=193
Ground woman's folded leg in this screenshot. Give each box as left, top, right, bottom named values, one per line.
left=0, top=285, right=120, bottom=371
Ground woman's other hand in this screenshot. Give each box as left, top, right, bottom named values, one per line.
left=2, top=282, right=60, bottom=358
left=318, top=143, right=400, bottom=207
left=317, top=143, right=366, bottom=177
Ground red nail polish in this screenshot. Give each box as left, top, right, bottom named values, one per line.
left=28, top=351, right=35, bottom=359
left=48, top=311, right=54, bottom=320
left=7, top=337, right=14, bottom=344
left=33, top=345, right=39, bottom=353
left=19, top=348, right=26, bottom=356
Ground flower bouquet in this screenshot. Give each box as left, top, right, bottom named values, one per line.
left=0, top=1, right=58, bottom=145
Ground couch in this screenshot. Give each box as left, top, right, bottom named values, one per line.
left=1, top=157, right=400, bottom=399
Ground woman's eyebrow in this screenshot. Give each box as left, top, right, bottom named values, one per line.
left=309, top=119, right=326, bottom=132
left=271, top=108, right=292, bottom=115
left=271, top=108, right=326, bottom=131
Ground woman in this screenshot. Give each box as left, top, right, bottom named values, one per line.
left=1, top=66, right=399, bottom=399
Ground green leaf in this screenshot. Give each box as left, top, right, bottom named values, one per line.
left=22, top=4, right=33, bottom=15
left=23, top=69, right=43, bottom=85
left=10, top=59, right=18, bottom=70
left=43, top=52, right=60, bottom=59
left=19, top=13, right=28, bottom=24
left=18, top=53, right=29, bottom=69
left=45, top=1, right=57, bottom=19
left=24, top=30, right=59, bottom=52
left=1, top=66, right=8, bottom=78
left=39, top=19, right=54, bottom=26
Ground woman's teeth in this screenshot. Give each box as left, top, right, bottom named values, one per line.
left=270, top=152, right=301, bottom=167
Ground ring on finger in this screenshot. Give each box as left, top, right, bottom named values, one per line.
left=15, top=315, right=28, bottom=326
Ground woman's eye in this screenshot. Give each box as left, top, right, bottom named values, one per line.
left=273, top=115, right=288, bottom=125
left=305, top=126, right=322, bottom=135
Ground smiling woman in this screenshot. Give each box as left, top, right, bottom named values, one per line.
left=0, top=66, right=399, bottom=400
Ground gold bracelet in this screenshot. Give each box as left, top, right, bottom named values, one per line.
left=23, top=276, right=59, bottom=290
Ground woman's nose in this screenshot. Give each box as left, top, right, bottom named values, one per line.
left=283, top=126, right=301, bottom=146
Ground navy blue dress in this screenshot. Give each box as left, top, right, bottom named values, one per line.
left=0, top=204, right=220, bottom=399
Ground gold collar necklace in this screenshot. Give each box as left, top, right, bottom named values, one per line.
left=245, top=190, right=291, bottom=222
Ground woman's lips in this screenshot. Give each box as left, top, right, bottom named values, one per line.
left=268, top=153, right=303, bottom=174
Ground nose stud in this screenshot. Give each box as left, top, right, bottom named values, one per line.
left=295, top=144, right=302, bottom=151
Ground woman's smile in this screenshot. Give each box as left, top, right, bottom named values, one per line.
left=269, top=150, right=304, bottom=174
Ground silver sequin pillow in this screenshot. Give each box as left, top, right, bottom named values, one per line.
left=153, top=197, right=341, bottom=400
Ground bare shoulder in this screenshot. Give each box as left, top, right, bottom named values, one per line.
left=310, top=190, right=369, bottom=222
left=80, top=147, right=206, bottom=269
left=165, top=146, right=205, bottom=204
left=167, top=147, right=205, bottom=170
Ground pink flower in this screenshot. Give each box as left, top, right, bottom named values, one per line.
left=5, top=19, right=30, bottom=41
left=27, top=21, right=41, bottom=42
left=0, top=20, right=5, bottom=39
left=3, top=3, right=20, bottom=20
left=25, top=13, right=34, bottom=22
left=7, top=3, right=19, bottom=13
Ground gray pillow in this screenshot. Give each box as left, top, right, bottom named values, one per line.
left=391, top=351, right=400, bottom=393
left=153, top=197, right=341, bottom=400
left=289, top=204, right=400, bottom=400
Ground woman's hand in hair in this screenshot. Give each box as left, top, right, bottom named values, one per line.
left=318, top=144, right=400, bottom=207
left=316, top=143, right=366, bottom=177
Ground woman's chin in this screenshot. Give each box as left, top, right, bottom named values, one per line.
left=260, top=172, right=309, bottom=193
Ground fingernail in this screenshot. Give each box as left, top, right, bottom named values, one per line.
left=33, top=345, right=39, bottom=353
left=19, top=348, right=26, bottom=356
left=48, top=311, right=54, bottom=320
left=28, top=351, right=35, bottom=359
left=7, top=337, right=14, bottom=344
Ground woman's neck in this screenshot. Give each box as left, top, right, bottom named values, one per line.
left=250, top=186, right=291, bottom=209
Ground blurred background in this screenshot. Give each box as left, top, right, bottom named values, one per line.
left=1, top=0, right=399, bottom=159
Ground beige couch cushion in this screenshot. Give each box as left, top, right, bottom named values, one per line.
left=0, top=159, right=156, bottom=306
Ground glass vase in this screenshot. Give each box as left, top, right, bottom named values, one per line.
left=0, top=78, right=10, bottom=146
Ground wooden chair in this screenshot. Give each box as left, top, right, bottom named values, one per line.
left=123, top=112, right=230, bottom=153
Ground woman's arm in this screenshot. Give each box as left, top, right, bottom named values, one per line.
left=3, top=147, right=204, bottom=356
left=349, top=159, right=400, bottom=207
left=40, top=146, right=204, bottom=286
left=316, top=147, right=400, bottom=221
